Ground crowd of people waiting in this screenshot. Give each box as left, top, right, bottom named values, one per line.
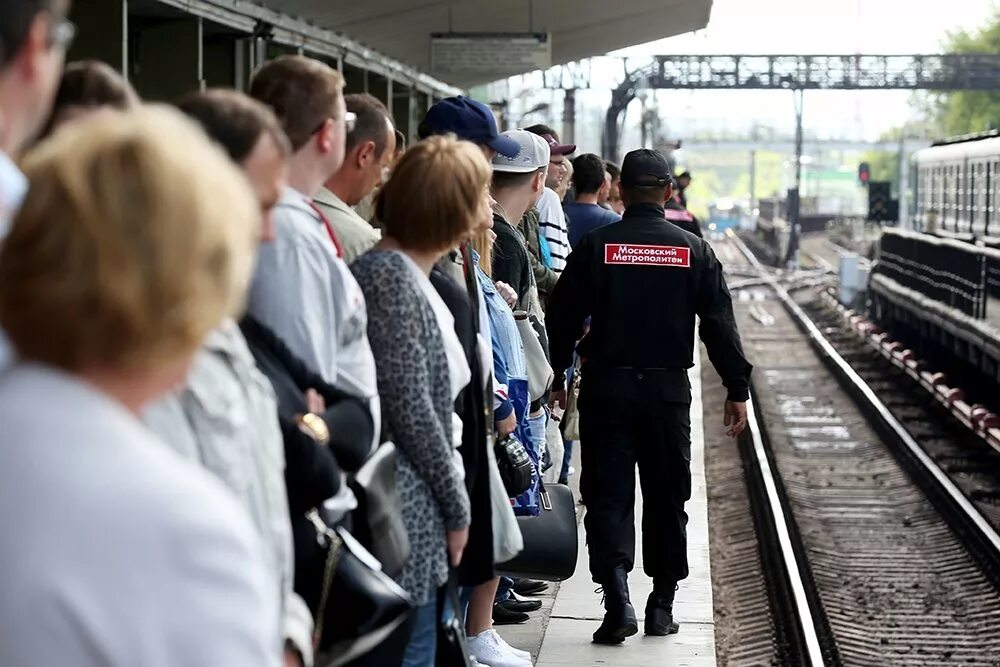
left=0, top=3, right=704, bottom=667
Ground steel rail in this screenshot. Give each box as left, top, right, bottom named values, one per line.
left=729, top=229, right=1000, bottom=569
left=742, top=392, right=828, bottom=667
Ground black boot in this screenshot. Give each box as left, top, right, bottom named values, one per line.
left=592, top=567, right=639, bottom=645
left=645, top=579, right=680, bottom=636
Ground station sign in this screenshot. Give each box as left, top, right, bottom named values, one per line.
left=430, top=32, right=551, bottom=73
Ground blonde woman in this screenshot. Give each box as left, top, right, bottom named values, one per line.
left=351, top=135, right=491, bottom=667
left=466, top=226, right=538, bottom=667
left=0, top=108, right=278, bottom=666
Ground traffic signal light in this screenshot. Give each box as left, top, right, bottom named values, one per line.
left=858, top=162, right=871, bottom=186
left=867, top=181, right=896, bottom=222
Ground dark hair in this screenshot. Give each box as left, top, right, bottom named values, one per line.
left=44, top=61, right=137, bottom=130
left=523, top=124, right=559, bottom=141
left=0, top=0, right=57, bottom=68
left=41, top=61, right=137, bottom=138
left=492, top=168, right=543, bottom=192
left=605, top=160, right=620, bottom=180
left=177, top=88, right=291, bottom=163
left=345, top=93, right=393, bottom=156
left=250, top=55, right=344, bottom=152
left=572, top=153, right=608, bottom=194
left=394, top=129, right=406, bottom=153
left=622, top=184, right=670, bottom=205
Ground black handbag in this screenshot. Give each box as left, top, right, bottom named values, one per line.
left=497, top=482, right=578, bottom=581
left=306, top=511, right=413, bottom=667
left=494, top=433, right=533, bottom=497
left=435, top=571, right=473, bottom=667
left=347, top=442, right=411, bottom=578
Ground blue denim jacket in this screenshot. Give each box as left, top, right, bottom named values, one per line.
left=476, top=262, right=541, bottom=515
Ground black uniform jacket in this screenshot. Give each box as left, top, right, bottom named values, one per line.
left=546, top=202, right=752, bottom=402
left=665, top=199, right=703, bottom=238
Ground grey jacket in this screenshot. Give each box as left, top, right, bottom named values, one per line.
left=144, top=320, right=313, bottom=664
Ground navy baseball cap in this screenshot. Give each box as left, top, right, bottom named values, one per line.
left=620, top=149, right=673, bottom=187
left=420, top=96, right=520, bottom=158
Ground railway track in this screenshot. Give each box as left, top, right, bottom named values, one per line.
left=707, top=233, right=1000, bottom=666
left=801, top=297, right=1000, bottom=530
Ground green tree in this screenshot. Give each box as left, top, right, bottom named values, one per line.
left=935, top=10, right=1000, bottom=135
left=862, top=116, right=945, bottom=191
left=861, top=150, right=899, bottom=185
left=679, top=169, right=723, bottom=221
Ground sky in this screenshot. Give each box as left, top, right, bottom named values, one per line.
left=497, top=0, right=998, bottom=153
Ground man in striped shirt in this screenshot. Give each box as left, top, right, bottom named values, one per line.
left=525, top=125, right=574, bottom=273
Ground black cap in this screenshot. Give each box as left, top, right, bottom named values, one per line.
left=620, top=149, right=672, bottom=187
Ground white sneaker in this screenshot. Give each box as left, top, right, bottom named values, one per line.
left=491, top=630, right=532, bottom=661
left=468, top=629, right=532, bottom=667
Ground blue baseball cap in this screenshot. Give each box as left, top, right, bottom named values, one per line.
left=420, top=96, right=520, bottom=158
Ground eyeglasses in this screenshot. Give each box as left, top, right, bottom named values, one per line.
left=49, top=17, right=76, bottom=50
left=312, top=111, right=358, bottom=137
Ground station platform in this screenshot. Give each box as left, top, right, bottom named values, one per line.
left=496, top=354, right=716, bottom=666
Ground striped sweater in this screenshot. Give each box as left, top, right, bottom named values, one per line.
left=534, top=187, right=570, bottom=272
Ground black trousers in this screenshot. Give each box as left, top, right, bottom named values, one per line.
left=578, top=367, right=692, bottom=585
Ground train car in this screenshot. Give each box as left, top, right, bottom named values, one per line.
left=706, top=198, right=749, bottom=233
left=912, top=131, right=1000, bottom=244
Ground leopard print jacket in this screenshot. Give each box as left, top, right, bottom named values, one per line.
left=352, top=251, right=471, bottom=605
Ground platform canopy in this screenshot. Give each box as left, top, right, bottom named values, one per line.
left=255, top=0, right=714, bottom=88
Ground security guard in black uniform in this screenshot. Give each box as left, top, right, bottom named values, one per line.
left=547, top=149, right=752, bottom=645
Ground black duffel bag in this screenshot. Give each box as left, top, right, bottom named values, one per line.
left=497, top=481, right=578, bottom=581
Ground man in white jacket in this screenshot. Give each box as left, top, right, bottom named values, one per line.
left=0, top=0, right=71, bottom=367
left=145, top=90, right=315, bottom=666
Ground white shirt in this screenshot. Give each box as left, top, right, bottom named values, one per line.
left=0, top=151, right=27, bottom=370
left=249, top=186, right=380, bottom=453
left=0, top=150, right=27, bottom=240
left=396, top=250, right=471, bottom=456
left=535, top=187, right=570, bottom=272
left=475, top=276, right=494, bottom=393
left=0, top=364, right=280, bottom=667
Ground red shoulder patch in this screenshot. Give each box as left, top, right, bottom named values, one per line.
left=604, top=243, right=691, bottom=267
